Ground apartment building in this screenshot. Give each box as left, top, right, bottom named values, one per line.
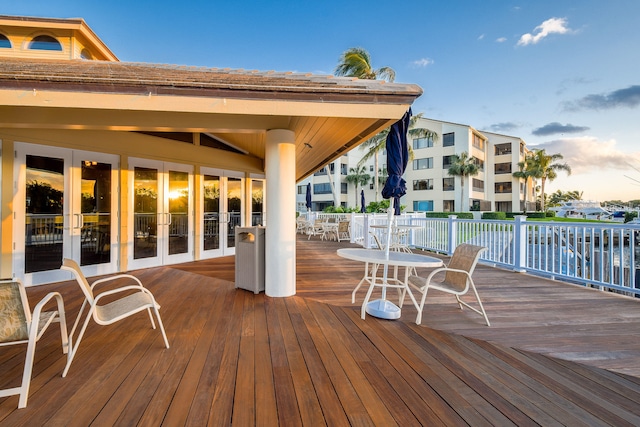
left=297, top=117, right=535, bottom=213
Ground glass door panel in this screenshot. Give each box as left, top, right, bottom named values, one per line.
left=167, top=170, right=189, bottom=256
left=251, top=179, right=265, bottom=226
left=79, top=160, right=112, bottom=266
left=203, top=175, right=220, bottom=251
left=24, top=154, right=65, bottom=274
left=226, top=177, right=243, bottom=249
left=133, top=166, right=159, bottom=261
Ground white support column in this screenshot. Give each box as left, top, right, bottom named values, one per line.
left=265, top=129, right=296, bottom=297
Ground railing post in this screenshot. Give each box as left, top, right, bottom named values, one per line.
left=448, top=215, right=457, bottom=256
left=514, top=215, right=527, bottom=272
left=350, top=212, right=356, bottom=244
left=362, top=214, right=370, bottom=248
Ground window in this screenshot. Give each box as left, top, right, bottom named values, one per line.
left=369, top=183, right=374, bottom=190
left=329, top=164, right=335, bottom=173
left=314, top=167, right=327, bottom=176
left=341, top=183, right=348, bottom=194
left=369, top=165, right=374, bottom=172
left=413, top=179, right=433, bottom=190
left=472, top=179, right=484, bottom=192
left=340, top=164, right=348, bottom=175
left=443, top=200, right=455, bottom=212
left=472, top=157, right=484, bottom=171
left=297, top=185, right=306, bottom=194
left=80, top=48, right=93, bottom=60
left=472, top=134, right=485, bottom=150
left=313, top=183, right=332, bottom=194
left=443, top=155, right=455, bottom=169
left=443, top=178, right=455, bottom=191
left=0, top=34, right=11, bottom=48
left=443, top=132, right=455, bottom=147
left=494, top=162, right=512, bottom=174
left=413, top=157, right=433, bottom=170
left=28, top=35, right=62, bottom=51
left=495, top=143, right=512, bottom=155
left=413, top=200, right=434, bottom=211
left=495, top=182, right=512, bottom=193
left=413, top=136, right=434, bottom=149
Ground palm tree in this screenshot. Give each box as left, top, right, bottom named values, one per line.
left=529, top=149, right=571, bottom=212
left=447, top=151, right=479, bottom=211
left=345, top=166, right=370, bottom=210
left=356, top=113, right=438, bottom=201
left=512, top=154, right=541, bottom=213
left=334, top=47, right=395, bottom=82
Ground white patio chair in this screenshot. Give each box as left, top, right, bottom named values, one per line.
left=0, top=278, right=68, bottom=408
left=405, top=244, right=490, bottom=326
left=60, top=258, right=169, bottom=377
left=335, top=221, right=351, bottom=242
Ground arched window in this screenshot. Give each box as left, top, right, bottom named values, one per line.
left=28, top=35, right=62, bottom=51
left=0, top=34, right=11, bottom=48
left=80, top=48, right=93, bottom=60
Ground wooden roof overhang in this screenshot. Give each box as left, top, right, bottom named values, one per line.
left=0, top=58, right=423, bottom=180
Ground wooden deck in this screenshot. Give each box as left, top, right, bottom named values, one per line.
left=2, top=236, right=640, bottom=425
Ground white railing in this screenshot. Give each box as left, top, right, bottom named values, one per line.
left=350, top=214, right=640, bottom=298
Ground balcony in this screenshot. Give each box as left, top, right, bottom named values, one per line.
left=1, top=237, right=639, bottom=424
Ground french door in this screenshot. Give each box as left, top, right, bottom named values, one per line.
left=201, top=168, right=244, bottom=258
left=128, top=158, right=194, bottom=269
left=14, top=143, right=119, bottom=286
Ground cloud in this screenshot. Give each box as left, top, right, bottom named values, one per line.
left=412, top=58, right=434, bottom=68
left=532, top=122, right=590, bottom=136
left=496, top=37, right=507, bottom=43
left=517, top=17, right=571, bottom=46
left=477, top=34, right=485, bottom=40
left=485, top=122, right=522, bottom=133
left=531, top=137, right=640, bottom=174
left=563, top=85, right=640, bottom=111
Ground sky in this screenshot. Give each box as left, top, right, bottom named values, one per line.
left=4, top=0, right=640, bottom=202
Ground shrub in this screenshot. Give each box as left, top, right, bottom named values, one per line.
left=527, top=212, right=547, bottom=219
left=545, top=211, right=556, bottom=217
left=482, top=212, right=507, bottom=220
left=424, top=212, right=474, bottom=219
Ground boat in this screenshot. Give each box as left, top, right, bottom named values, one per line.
left=550, top=200, right=613, bottom=220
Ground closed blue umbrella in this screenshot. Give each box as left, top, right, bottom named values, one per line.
left=360, top=189, right=366, bottom=213
left=305, top=182, right=312, bottom=211
left=367, top=108, right=412, bottom=320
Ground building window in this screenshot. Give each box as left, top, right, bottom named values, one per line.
left=28, top=35, right=63, bottom=51
left=369, top=165, right=374, bottom=172
left=80, top=48, right=93, bottom=60
left=341, top=183, right=348, bottom=194
left=314, top=167, right=327, bottom=176
left=297, top=185, right=306, bottom=194
left=413, top=157, right=433, bottom=170
left=329, top=164, right=335, bottom=173
left=494, top=162, right=512, bottom=174
left=443, top=200, right=455, bottom=212
left=472, top=134, right=485, bottom=150
left=340, top=164, right=348, bottom=175
left=472, top=157, right=484, bottom=171
left=413, top=179, right=433, bottom=190
left=443, top=155, right=455, bottom=169
left=443, top=178, right=455, bottom=191
left=413, top=200, right=434, bottom=211
left=0, top=34, right=11, bottom=48
left=472, top=179, right=484, bottom=192
left=495, top=182, right=512, bottom=193
left=313, top=183, right=332, bottom=194
left=413, top=136, right=434, bottom=149
left=369, top=183, right=374, bottom=190
left=495, top=143, right=512, bottom=155
left=443, top=132, right=455, bottom=147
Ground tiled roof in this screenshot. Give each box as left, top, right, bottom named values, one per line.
left=0, top=58, right=422, bottom=102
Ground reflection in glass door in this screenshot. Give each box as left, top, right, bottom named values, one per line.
left=129, top=159, right=193, bottom=270
left=14, top=143, right=119, bottom=285
left=251, top=178, right=265, bottom=226
left=201, top=168, right=244, bottom=258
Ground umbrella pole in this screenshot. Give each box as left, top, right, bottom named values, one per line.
left=366, top=197, right=401, bottom=320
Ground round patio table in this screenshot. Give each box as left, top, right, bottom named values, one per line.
left=337, top=248, right=443, bottom=320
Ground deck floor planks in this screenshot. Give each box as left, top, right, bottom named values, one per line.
left=1, top=237, right=640, bottom=424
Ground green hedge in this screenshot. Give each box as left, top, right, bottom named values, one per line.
left=424, top=212, right=474, bottom=219
left=481, top=212, right=507, bottom=220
